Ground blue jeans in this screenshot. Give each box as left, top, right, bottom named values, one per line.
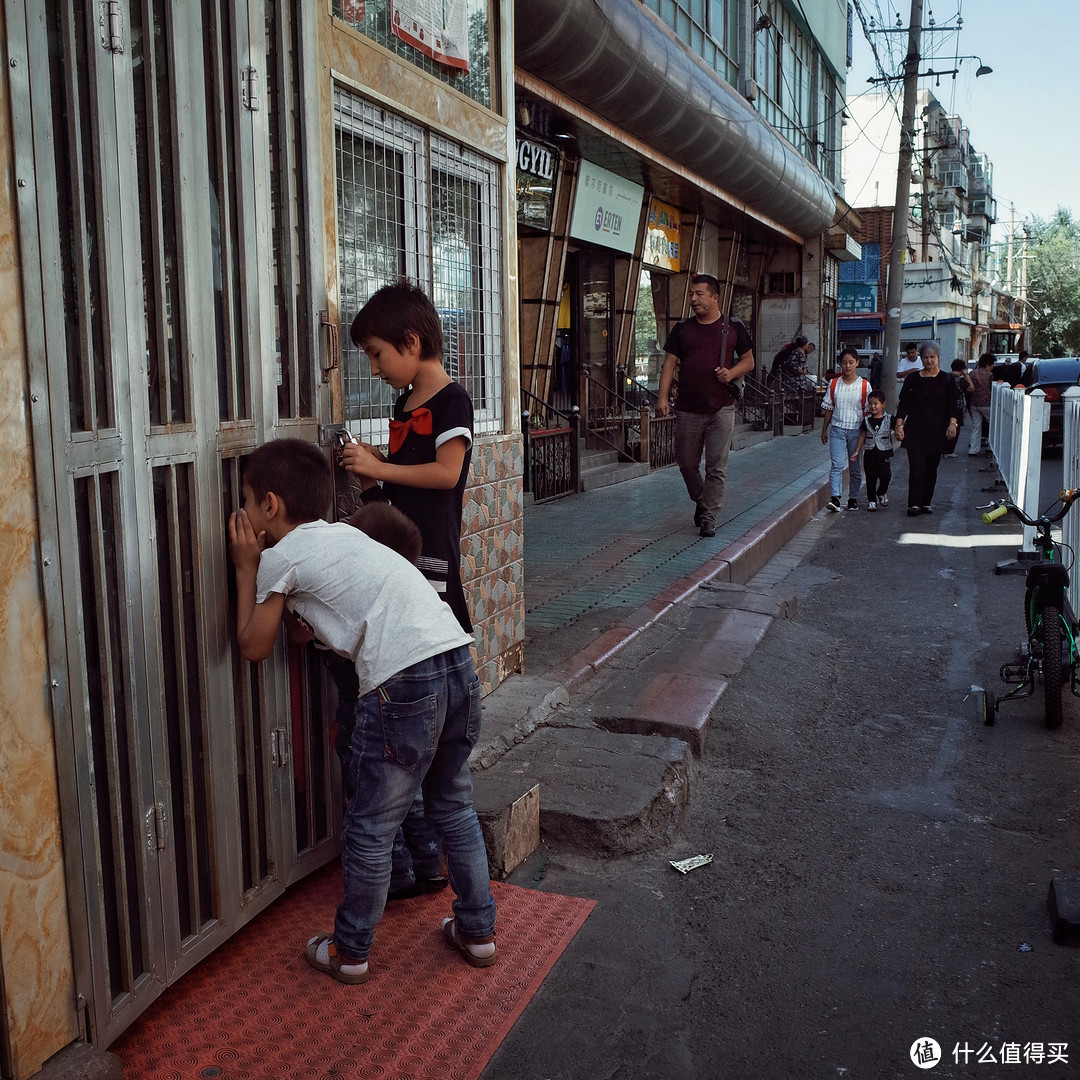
left=335, top=645, right=496, bottom=961
left=828, top=425, right=863, bottom=500
left=675, top=405, right=737, bottom=526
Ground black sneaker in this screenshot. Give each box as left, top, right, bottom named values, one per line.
left=846, top=499, right=858, bottom=511
left=921, top=505, right=933, bottom=514
left=699, top=523, right=716, bottom=538
left=826, top=496, right=841, bottom=512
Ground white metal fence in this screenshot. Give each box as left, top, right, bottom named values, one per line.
left=989, top=382, right=1049, bottom=556
left=1060, top=387, right=1080, bottom=617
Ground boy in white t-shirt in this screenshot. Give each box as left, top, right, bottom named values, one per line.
left=229, top=438, right=496, bottom=984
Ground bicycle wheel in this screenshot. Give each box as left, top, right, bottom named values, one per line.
left=1041, top=602, right=1064, bottom=729
left=1024, top=583, right=1037, bottom=635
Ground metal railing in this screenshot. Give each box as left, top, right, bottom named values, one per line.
left=619, top=371, right=659, bottom=410
left=522, top=389, right=579, bottom=502
left=618, top=372, right=676, bottom=467
left=581, top=370, right=643, bottom=462
left=649, top=411, right=677, bottom=468
left=740, top=373, right=782, bottom=435
left=773, top=373, right=818, bottom=428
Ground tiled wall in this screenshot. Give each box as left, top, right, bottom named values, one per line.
left=463, top=435, right=525, bottom=692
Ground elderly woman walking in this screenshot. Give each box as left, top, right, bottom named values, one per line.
left=895, top=340, right=964, bottom=516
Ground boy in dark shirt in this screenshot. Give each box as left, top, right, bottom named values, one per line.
left=862, top=390, right=900, bottom=511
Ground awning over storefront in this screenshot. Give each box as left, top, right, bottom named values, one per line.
left=515, top=0, right=837, bottom=239
left=838, top=316, right=885, bottom=332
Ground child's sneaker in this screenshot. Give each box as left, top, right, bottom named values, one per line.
left=846, top=498, right=858, bottom=511
left=826, top=496, right=841, bottom=512
left=879, top=493, right=889, bottom=508
left=305, top=932, right=370, bottom=984
left=867, top=501, right=877, bottom=512
left=442, top=918, right=496, bottom=968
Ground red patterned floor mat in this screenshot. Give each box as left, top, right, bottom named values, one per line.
left=112, top=863, right=594, bottom=1079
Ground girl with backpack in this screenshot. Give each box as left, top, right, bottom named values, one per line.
left=821, top=346, right=873, bottom=511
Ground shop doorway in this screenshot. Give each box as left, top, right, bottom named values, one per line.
left=568, top=248, right=615, bottom=391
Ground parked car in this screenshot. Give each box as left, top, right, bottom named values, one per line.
left=1020, top=357, right=1080, bottom=444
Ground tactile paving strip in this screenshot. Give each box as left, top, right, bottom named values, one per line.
left=112, top=862, right=594, bottom=1080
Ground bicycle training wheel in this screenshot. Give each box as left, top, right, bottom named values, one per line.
left=1041, top=603, right=1064, bottom=729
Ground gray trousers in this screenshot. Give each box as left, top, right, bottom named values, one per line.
left=675, top=405, right=736, bottom=526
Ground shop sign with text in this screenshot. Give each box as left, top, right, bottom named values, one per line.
left=568, top=160, right=643, bottom=254
left=516, top=135, right=558, bottom=230
left=643, top=197, right=681, bottom=271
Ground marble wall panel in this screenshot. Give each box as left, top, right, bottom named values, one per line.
left=0, top=48, right=80, bottom=1078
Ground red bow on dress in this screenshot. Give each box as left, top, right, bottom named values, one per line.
left=388, top=407, right=433, bottom=454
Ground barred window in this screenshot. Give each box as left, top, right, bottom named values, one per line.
left=334, top=87, right=503, bottom=438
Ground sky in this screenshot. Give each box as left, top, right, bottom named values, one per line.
left=844, top=0, right=1080, bottom=236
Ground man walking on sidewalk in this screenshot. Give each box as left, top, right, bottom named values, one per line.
left=656, top=273, right=755, bottom=537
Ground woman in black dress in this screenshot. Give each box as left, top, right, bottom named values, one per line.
left=895, top=341, right=964, bottom=515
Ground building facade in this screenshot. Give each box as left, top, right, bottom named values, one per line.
left=513, top=0, right=857, bottom=413
left=0, top=2, right=859, bottom=1075
left=840, top=89, right=999, bottom=366
left=1, top=2, right=520, bottom=1074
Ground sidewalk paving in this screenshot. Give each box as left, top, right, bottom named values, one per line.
left=470, top=432, right=832, bottom=860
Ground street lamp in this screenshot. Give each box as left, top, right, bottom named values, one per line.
left=867, top=55, right=993, bottom=84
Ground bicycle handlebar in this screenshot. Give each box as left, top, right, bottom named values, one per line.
left=980, top=488, right=1080, bottom=529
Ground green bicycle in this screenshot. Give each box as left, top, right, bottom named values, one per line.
left=982, top=489, right=1080, bottom=729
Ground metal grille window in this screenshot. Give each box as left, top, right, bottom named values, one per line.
left=640, top=0, right=737, bottom=85
left=335, top=88, right=503, bottom=439
left=753, top=0, right=837, bottom=172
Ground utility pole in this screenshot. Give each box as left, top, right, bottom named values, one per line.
left=879, top=0, right=923, bottom=411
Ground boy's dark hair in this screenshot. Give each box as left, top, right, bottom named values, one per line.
left=951, top=358, right=967, bottom=371
left=977, top=352, right=997, bottom=368
left=349, top=502, right=422, bottom=565
left=349, top=280, right=443, bottom=361
left=689, top=272, right=720, bottom=296
left=242, top=438, right=332, bottom=524
left=868, top=389, right=887, bottom=404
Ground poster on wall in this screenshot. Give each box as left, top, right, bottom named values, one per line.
left=643, top=197, right=681, bottom=272
left=389, top=0, right=470, bottom=72
left=568, top=160, right=644, bottom=255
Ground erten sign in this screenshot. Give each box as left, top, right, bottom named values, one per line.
left=568, top=159, right=644, bottom=254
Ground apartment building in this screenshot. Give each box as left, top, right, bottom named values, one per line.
left=840, top=89, right=999, bottom=364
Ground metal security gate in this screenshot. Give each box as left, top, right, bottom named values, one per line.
left=8, top=0, right=339, bottom=1045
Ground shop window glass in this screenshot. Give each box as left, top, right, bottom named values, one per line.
left=331, top=0, right=494, bottom=110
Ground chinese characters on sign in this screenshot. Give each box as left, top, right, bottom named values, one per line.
left=568, top=160, right=644, bottom=255
left=643, top=197, right=681, bottom=272
left=389, top=0, right=469, bottom=71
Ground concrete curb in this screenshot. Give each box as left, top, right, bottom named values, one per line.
left=471, top=474, right=829, bottom=770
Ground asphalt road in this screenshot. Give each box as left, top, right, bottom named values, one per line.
left=485, top=451, right=1080, bottom=1080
